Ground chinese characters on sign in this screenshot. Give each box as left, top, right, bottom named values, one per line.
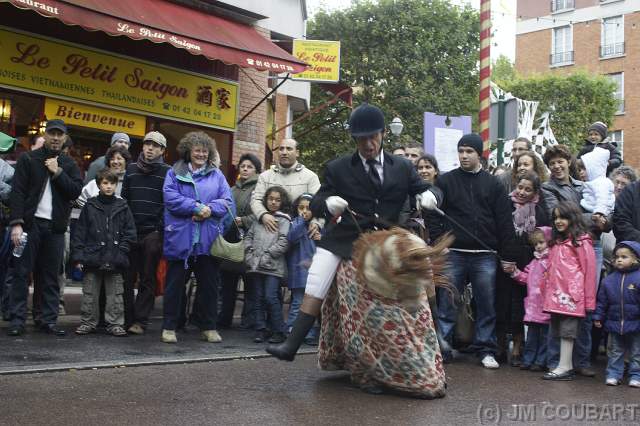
left=0, top=28, right=238, bottom=131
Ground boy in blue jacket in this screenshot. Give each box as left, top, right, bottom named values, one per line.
left=594, top=241, right=640, bottom=387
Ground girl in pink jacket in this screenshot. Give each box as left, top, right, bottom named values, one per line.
left=542, top=201, right=597, bottom=381
left=512, top=226, right=552, bottom=371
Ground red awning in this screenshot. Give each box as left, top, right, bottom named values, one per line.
left=5, top=0, right=308, bottom=73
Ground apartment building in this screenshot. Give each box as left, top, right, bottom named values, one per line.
left=515, top=0, right=640, bottom=167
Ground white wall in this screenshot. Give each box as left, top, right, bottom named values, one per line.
left=217, top=0, right=306, bottom=38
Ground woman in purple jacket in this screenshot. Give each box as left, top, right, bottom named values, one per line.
left=161, top=131, right=233, bottom=344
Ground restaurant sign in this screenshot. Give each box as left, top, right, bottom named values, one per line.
left=291, top=40, right=340, bottom=82
left=44, top=98, right=147, bottom=136
left=0, top=27, right=238, bottom=131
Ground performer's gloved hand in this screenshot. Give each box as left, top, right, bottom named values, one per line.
left=326, top=196, right=349, bottom=216
left=418, top=190, right=438, bottom=210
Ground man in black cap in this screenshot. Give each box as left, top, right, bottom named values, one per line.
left=267, top=103, right=440, bottom=361
left=435, top=133, right=517, bottom=369
left=7, top=119, right=82, bottom=336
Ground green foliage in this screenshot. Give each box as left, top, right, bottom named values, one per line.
left=294, top=0, right=480, bottom=172
left=492, top=55, right=516, bottom=85
left=501, top=71, right=618, bottom=152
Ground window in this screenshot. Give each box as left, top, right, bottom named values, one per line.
left=610, top=130, right=623, bottom=159
left=551, top=0, right=574, bottom=12
left=608, top=73, right=624, bottom=114
left=550, top=26, right=573, bottom=65
left=601, top=16, right=624, bottom=57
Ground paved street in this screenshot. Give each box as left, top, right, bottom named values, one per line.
left=2, top=353, right=639, bottom=425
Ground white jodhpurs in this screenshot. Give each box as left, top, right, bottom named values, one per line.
left=304, top=247, right=342, bottom=299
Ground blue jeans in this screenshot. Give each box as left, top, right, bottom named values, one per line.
left=252, top=274, right=284, bottom=333
left=522, top=323, right=548, bottom=367
left=287, top=287, right=305, bottom=330
left=438, top=251, right=498, bottom=357
left=286, top=287, right=319, bottom=339
left=606, top=332, right=640, bottom=381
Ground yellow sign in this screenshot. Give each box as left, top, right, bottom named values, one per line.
left=45, top=98, right=147, bottom=136
left=292, top=40, right=340, bottom=82
left=0, top=28, right=238, bottom=131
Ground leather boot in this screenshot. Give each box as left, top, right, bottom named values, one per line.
left=266, top=312, right=316, bottom=361
left=428, top=295, right=451, bottom=355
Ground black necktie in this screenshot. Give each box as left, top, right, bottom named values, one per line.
left=366, top=159, right=382, bottom=191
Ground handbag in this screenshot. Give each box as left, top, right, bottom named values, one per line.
left=210, top=205, right=245, bottom=267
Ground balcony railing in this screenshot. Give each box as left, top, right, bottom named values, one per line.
left=550, top=51, right=574, bottom=65
left=601, top=42, right=625, bottom=58
left=551, top=0, right=575, bottom=12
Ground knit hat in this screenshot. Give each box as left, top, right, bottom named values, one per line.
left=0, top=132, right=16, bottom=152
left=588, top=121, right=607, bottom=140
left=111, top=132, right=130, bottom=146
left=457, top=133, right=483, bottom=156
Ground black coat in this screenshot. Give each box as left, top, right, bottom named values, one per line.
left=437, top=167, right=517, bottom=260
left=311, top=151, right=435, bottom=258
left=9, top=147, right=82, bottom=233
left=71, top=196, right=137, bottom=271
left=613, top=181, right=640, bottom=242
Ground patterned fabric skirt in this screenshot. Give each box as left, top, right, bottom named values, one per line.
left=318, top=261, right=447, bottom=399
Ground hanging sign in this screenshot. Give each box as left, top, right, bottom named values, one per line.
left=291, top=40, right=340, bottom=82
left=0, top=27, right=238, bottom=131
left=44, top=98, right=147, bottom=136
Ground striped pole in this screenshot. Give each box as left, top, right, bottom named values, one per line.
left=479, top=0, right=491, bottom=157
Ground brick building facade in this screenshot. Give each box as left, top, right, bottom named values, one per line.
left=515, top=0, right=640, bottom=167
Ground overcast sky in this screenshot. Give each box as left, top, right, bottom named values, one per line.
left=306, top=0, right=516, bottom=61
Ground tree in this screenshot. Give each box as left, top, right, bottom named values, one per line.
left=492, top=54, right=516, bottom=85
left=500, top=71, right=617, bottom=152
left=294, top=0, right=480, bottom=172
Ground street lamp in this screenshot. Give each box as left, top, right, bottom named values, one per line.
left=389, top=117, right=403, bottom=137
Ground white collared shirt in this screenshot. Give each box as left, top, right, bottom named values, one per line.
left=358, top=150, right=384, bottom=185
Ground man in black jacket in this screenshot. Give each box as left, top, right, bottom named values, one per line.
left=613, top=180, right=640, bottom=242
left=121, top=131, right=170, bottom=334
left=7, top=119, right=82, bottom=336
left=436, top=133, right=517, bottom=369
left=267, top=103, right=439, bottom=361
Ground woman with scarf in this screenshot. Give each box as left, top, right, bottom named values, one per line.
left=496, top=171, right=550, bottom=366
left=161, top=131, right=232, bottom=344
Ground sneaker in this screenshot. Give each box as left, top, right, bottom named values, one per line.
left=201, top=330, right=222, bottom=343
left=128, top=323, right=145, bottom=335
left=110, top=326, right=127, bottom=337
left=304, top=336, right=319, bottom=346
left=481, top=355, right=500, bottom=369
left=161, top=329, right=177, bottom=343
left=75, top=324, right=95, bottom=335
left=58, top=304, right=66, bottom=316
left=606, top=378, right=620, bottom=386
left=268, top=332, right=285, bottom=344
left=629, top=379, right=640, bottom=388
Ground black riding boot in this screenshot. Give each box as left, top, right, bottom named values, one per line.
left=266, top=312, right=316, bottom=361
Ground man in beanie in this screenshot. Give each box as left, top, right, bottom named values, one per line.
left=578, top=121, right=622, bottom=175
left=84, top=132, right=131, bottom=184
left=7, top=119, right=82, bottom=336
left=121, top=131, right=170, bottom=334
left=435, top=133, right=517, bottom=369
